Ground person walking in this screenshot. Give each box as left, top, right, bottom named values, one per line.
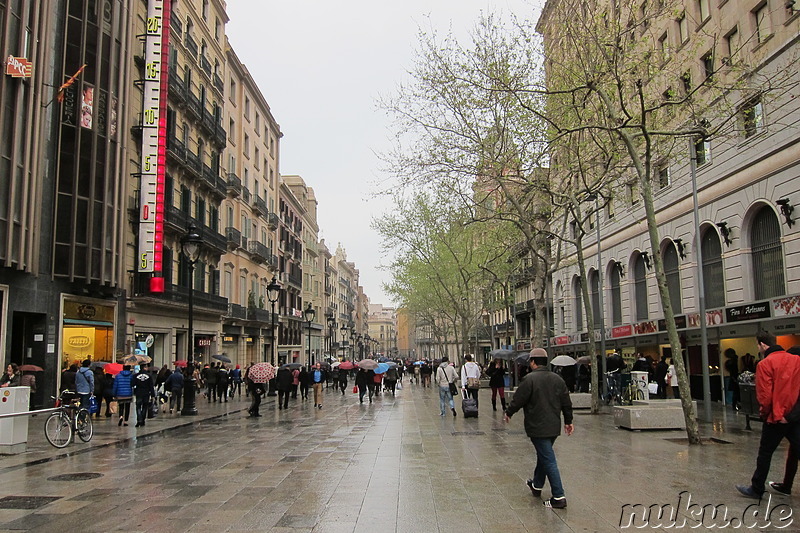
left=311, top=363, right=326, bottom=409
left=204, top=363, right=218, bottom=402
left=373, top=370, right=383, bottom=395
left=768, top=346, right=800, bottom=495
left=19, top=369, right=37, bottom=409
left=102, top=371, right=115, bottom=417
left=230, top=365, right=243, bottom=398
left=338, top=367, right=348, bottom=395
left=486, top=358, right=507, bottom=412
left=244, top=364, right=263, bottom=417
left=276, top=365, right=293, bottom=410
left=217, top=364, right=229, bottom=402
left=461, top=354, right=481, bottom=407
left=112, top=365, right=134, bottom=426
left=356, top=368, right=372, bottom=404
left=291, top=367, right=300, bottom=399
left=133, top=363, right=156, bottom=428
left=75, top=359, right=95, bottom=410
left=666, top=359, right=680, bottom=399
left=435, top=357, right=458, bottom=416
left=724, top=348, right=741, bottom=410
left=504, top=348, right=574, bottom=509
left=384, top=365, right=398, bottom=395
left=164, top=365, right=184, bottom=413
left=737, top=332, right=800, bottom=499
left=92, top=367, right=105, bottom=418
left=299, top=366, right=310, bottom=400
left=654, top=356, right=669, bottom=399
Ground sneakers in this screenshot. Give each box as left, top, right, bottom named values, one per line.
left=452, top=408, right=457, bottom=417
left=544, top=497, right=567, bottom=509
left=770, top=482, right=792, bottom=495
left=526, top=479, right=542, bottom=497
left=736, top=484, right=763, bottom=499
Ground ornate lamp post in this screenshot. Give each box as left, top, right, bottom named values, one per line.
left=304, top=302, right=316, bottom=366
left=326, top=312, right=335, bottom=360
left=350, top=329, right=357, bottom=360
left=266, top=276, right=281, bottom=396
left=340, top=323, right=349, bottom=360
left=181, top=223, right=203, bottom=416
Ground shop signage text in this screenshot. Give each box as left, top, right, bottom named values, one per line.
left=726, top=302, right=770, bottom=323
left=611, top=325, right=633, bottom=338
left=6, top=56, right=32, bottom=78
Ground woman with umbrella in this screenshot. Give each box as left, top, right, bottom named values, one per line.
left=486, top=359, right=507, bottom=412
left=355, top=367, right=372, bottom=404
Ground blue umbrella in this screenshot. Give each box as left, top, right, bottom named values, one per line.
left=386, top=362, right=398, bottom=368
left=374, top=363, right=390, bottom=374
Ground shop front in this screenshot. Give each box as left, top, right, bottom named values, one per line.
left=133, top=331, right=170, bottom=369
left=61, top=298, right=117, bottom=371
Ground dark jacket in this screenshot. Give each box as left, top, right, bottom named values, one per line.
left=133, top=371, right=156, bottom=399
left=112, top=370, right=134, bottom=398
left=311, top=368, right=327, bottom=384
left=276, top=368, right=294, bottom=392
left=61, top=368, right=77, bottom=392
left=355, top=369, right=369, bottom=388
left=204, top=366, right=218, bottom=385
left=93, top=371, right=105, bottom=395
left=231, top=368, right=242, bottom=383
left=506, top=367, right=573, bottom=439
left=165, top=370, right=184, bottom=392
left=299, top=369, right=311, bottom=386
left=217, top=368, right=229, bottom=386
left=486, top=365, right=506, bottom=388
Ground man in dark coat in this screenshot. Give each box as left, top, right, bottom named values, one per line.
left=276, top=366, right=293, bottom=410
left=133, top=363, right=156, bottom=428
left=505, top=347, right=573, bottom=509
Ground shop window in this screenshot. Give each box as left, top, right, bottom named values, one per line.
left=610, top=264, right=622, bottom=325
left=701, top=229, right=725, bottom=308
left=634, top=254, right=648, bottom=320
left=750, top=206, right=785, bottom=299
left=663, top=242, right=682, bottom=313
left=590, top=270, right=601, bottom=326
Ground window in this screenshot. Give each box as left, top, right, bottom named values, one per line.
left=702, top=228, right=725, bottom=308
left=607, top=197, right=616, bottom=220
left=590, top=271, right=601, bottom=326
left=610, top=264, right=622, bottom=325
left=742, top=97, right=764, bottom=138
left=229, top=118, right=235, bottom=143
left=694, top=137, right=711, bottom=166
left=634, top=254, right=649, bottom=320
left=229, top=80, right=236, bottom=103
left=697, top=0, right=710, bottom=23
left=254, top=148, right=260, bottom=168
left=681, top=71, right=692, bottom=95
left=244, top=96, right=250, bottom=119
left=202, top=0, right=209, bottom=20
left=725, top=26, right=740, bottom=63
left=215, top=17, right=221, bottom=40
left=701, top=51, right=714, bottom=81
left=658, top=32, right=670, bottom=61
left=573, top=277, right=583, bottom=330
left=244, top=134, right=250, bottom=157
left=628, top=180, right=640, bottom=205
left=255, top=113, right=260, bottom=132
left=751, top=206, right=785, bottom=299
left=663, top=242, right=682, bottom=313
left=240, top=274, right=247, bottom=306
left=677, top=12, right=689, bottom=43
left=269, top=136, right=275, bottom=157
left=639, top=1, right=649, bottom=32
left=655, top=163, right=670, bottom=189
left=754, top=3, right=770, bottom=43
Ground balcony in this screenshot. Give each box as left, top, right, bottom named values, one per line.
left=294, top=221, right=303, bottom=234
left=266, top=253, right=278, bottom=271
left=185, top=91, right=201, bottom=121
left=226, top=172, right=241, bottom=196
left=248, top=240, right=269, bottom=263
left=200, top=55, right=212, bottom=77
left=166, top=134, right=186, bottom=165
left=184, top=34, right=198, bottom=59
left=288, top=271, right=303, bottom=288
left=213, top=73, right=224, bottom=95
left=200, top=108, right=215, bottom=136
left=168, top=70, right=186, bottom=106
left=165, top=204, right=188, bottom=234
left=247, top=308, right=271, bottom=323
left=199, top=222, right=226, bottom=255
left=242, top=187, right=251, bottom=204
left=227, top=303, right=247, bottom=320
left=213, top=120, right=226, bottom=148
left=225, top=226, right=241, bottom=249
left=201, top=163, right=217, bottom=190
left=266, top=212, right=279, bottom=230
left=185, top=150, right=201, bottom=178
left=253, top=196, right=269, bottom=217
left=213, top=175, right=227, bottom=200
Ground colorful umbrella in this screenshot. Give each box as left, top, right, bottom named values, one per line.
left=104, top=363, right=123, bottom=375
left=374, top=363, right=390, bottom=374
left=173, top=360, right=188, bottom=368
left=338, top=361, right=355, bottom=370
left=357, top=359, right=379, bottom=370
left=247, top=362, right=276, bottom=383
left=19, top=364, right=44, bottom=372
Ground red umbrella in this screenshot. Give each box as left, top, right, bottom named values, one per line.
left=338, top=361, right=355, bottom=370
left=173, top=360, right=189, bottom=368
left=104, top=363, right=123, bottom=375
left=247, top=362, right=276, bottom=383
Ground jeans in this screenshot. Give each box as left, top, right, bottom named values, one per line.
left=751, top=421, right=800, bottom=494
left=439, top=386, right=454, bottom=415
left=278, top=390, right=290, bottom=408
left=531, top=437, right=565, bottom=498
left=359, top=384, right=372, bottom=403
left=168, top=389, right=182, bottom=411
left=135, top=398, right=151, bottom=425
left=79, top=393, right=90, bottom=410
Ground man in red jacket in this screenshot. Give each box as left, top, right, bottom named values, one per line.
left=737, top=331, right=800, bottom=499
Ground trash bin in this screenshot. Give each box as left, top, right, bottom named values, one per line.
left=0, top=386, right=31, bottom=454
left=631, top=371, right=649, bottom=401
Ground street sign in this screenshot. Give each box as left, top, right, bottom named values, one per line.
left=5, top=56, right=32, bottom=78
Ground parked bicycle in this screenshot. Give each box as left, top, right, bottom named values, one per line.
left=605, top=370, right=623, bottom=405
left=45, top=391, right=93, bottom=448
left=622, top=379, right=646, bottom=405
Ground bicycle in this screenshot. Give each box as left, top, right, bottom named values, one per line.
left=605, top=371, right=623, bottom=405
left=622, top=379, right=646, bottom=405
left=44, top=391, right=93, bottom=448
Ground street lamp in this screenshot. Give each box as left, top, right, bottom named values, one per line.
left=356, top=333, right=363, bottom=359
left=340, top=323, right=349, bottom=360
left=326, top=312, right=335, bottom=361
left=266, top=276, right=281, bottom=396
left=350, top=328, right=357, bottom=360
left=181, top=223, right=202, bottom=416
left=587, top=193, right=608, bottom=396
left=304, top=302, right=316, bottom=366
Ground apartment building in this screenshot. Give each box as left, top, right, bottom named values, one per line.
left=538, top=0, right=800, bottom=383
left=368, top=304, right=397, bottom=357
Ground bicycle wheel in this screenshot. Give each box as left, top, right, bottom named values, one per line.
left=75, top=409, right=93, bottom=442
left=636, top=389, right=646, bottom=401
left=45, top=412, right=73, bottom=448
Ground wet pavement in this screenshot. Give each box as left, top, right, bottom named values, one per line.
left=0, top=383, right=798, bottom=532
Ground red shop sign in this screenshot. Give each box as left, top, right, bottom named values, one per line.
left=6, top=56, right=32, bottom=78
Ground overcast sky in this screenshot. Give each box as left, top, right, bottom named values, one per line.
left=226, top=0, right=540, bottom=306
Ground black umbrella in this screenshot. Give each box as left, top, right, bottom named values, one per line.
left=489, top=348, right=516, bottom=360
left=279, top=362, right=302, bottom=370
left=212, top=354, right=232, bottom=363
left=514, top=351, right=533, bottom=366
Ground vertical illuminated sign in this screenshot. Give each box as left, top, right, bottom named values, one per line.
left=138, top=0, right=170, bottom=294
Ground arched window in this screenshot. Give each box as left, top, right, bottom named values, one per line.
left=610, top=263, right=622, bottom=325
left=590, top=270, right=601, bottom=326
left=573, top=277, right=583, bottom=330
left=555, top=281, right=565, bottom=333
left=702, top=228, right=725, bottom=308
left=751, top=206, right=785, bottom=299
left=634, top=254, right=648, bottom=321
left=663, top=242, right=682, bottom=314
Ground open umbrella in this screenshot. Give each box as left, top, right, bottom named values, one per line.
left=123, top=354, right=151, bottom=365
left=377, top=356, right=390, bottom=363
left=331, top=362, right=341, bottom=368
left=550, top=355, right=577, bottom=367
left=173, top=360, right=188, bottom=368
left=386, top=361, right=398, bottom=368
left=104, top=363, right=123, bottom=375
left=576, top=355, right=592, bottom=365
left=212, top=354, right=232, bottom=363
left=515, top=352, right=532, bottom=366
left=247, top=362, right=276, bottom=383
left=357, top=359, right=379, bottom=370
left=338, top=361, right=355, bottom=370
left=489, top=348, right=516, bottom=360
left=19, top=364, right=44, bottom=372
left=374, top=363, right=390, bottom=374
left=280, top=362, right=302, bottom=370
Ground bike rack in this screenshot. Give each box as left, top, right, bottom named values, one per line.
left=0, top=408, right=58, bottom=419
